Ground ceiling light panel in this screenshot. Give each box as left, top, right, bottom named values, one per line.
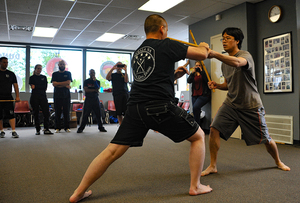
left=139, top=0, right=184, bottom=13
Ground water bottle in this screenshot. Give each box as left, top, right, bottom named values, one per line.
left=180, top=92, right=184, bottom=102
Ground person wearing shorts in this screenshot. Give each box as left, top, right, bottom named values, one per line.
left=201, top=27, right=290, bottom=177
left=69, top=14, right=212, bottom=203
left=106, top=62, right=129, bottom=125
left=0, top=57, right=20, bottom=138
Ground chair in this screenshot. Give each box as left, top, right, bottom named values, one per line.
left=177, top=102, right=183, bottom=107
left=181, top=101, right=190, bottom=112
left=107, top=100, right=116, bottom=111
left=14, top=100, right=32, bottom=127
left=72, top=103, right=83, bottom=112
left=107, top=100, right=117, bottom=123
left=72, top=103, right=83, bottom=124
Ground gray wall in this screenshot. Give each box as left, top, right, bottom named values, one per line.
left=256, top=0, right=299, bottom=141
left=190, top=0, right=300, bottom=142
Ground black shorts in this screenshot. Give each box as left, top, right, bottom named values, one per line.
left=0, top=101, right=15, bottom=120
left=113, top=93, right=128, bottom=115
left=111, top=101, right=199, bottom=147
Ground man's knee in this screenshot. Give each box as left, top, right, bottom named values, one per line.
left=187, top=127, right=205, bottom=142
left=209, top=127, right=220, bottom=139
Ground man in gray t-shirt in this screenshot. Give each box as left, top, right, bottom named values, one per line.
left=222, top=50, right=262, bottom=109
left=201, top=27, right=290, bottom=177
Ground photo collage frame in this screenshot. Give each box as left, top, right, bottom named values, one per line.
left=263, top=32, right=292, bottom=93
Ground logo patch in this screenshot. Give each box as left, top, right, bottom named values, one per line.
left=132, top=46, right=155, bottom=82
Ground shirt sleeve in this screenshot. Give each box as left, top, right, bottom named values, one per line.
left=68, top=72, right=73, bottom=82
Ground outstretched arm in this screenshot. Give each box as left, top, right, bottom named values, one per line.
left=174, top=66, right=189, bottom=80
left=186, top=42, right=210, bottom=61
left=208, top=50, right=247, bottom=68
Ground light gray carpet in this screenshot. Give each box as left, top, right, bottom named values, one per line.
left=0, top=124, right=299, bottom=203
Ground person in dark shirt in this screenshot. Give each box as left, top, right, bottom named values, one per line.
left=69, top=14, right=212, bottom=203
left=187, top=61, right=211, bottom=126
left=77, top=69, right=107, bottom=133
left=51, top=60, right=72, bottom=133
left=106, top=62, right=129, bottom=125
left=0, top=57, right=20, bottom=138
left=29, top=64, right=53, bottom=135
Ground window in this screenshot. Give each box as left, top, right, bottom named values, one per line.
left=0, top=46, right=26, bottom=91
left=30, top=47, right=83, bottom=92
left=86, top=51, right=132, bottom=90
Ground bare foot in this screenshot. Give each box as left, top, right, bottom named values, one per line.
left=69, top=190, right=92, bottom=203
left=189, top=184, right=212, bottom=196
left=277, top=162, right=290, bottom=171
left=201, top=166, right=217, bottom=177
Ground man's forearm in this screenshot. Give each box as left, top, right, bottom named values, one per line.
left=53, top=80, right=70, bottom=87
left=216, top=82, right=228, bottom=90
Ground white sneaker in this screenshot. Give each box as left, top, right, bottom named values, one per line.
left=55, top=129, right=60, bottom=133
left=65, top=129, right=71, bottom=133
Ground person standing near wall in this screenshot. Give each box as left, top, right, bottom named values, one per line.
left=201, top=27, right=290, bottom=176
left=51, top=60, right=72, bottom=133
left=29, top=64, right=53, bottom=135
left=77, top=69, right=107, bottom=133
left=106, top=62, right=129, bottom=125
left=0, top=56, right=20, bottom=138
left=187, top=61, right=211, bottom=126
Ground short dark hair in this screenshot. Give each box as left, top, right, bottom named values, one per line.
left=222, top=27, right=244, bottom=49
left=0, top=57, right=8, bottom=62
left=144, top=14, right=166, bottom=35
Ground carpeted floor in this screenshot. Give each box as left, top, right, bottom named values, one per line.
left=0, top=124, right=299, bottom=203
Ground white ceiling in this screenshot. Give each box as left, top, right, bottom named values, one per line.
left=0, top=0, right=263, bottom=51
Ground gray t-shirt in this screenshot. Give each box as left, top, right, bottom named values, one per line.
left=222, top=50, right=262, bottom=109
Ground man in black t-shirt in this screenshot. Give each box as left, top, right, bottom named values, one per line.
left=51, top=60, right=72, bottom=133
left=0, top=57, right=20, bottom=138
left=77, top=69, right=107, bottom=133
left=70, top=14, right=212, bottom=203
left=106, top=62, right=129, bottom=124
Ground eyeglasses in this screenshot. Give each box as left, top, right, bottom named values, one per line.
left=220, top=37, right=234, bottom=42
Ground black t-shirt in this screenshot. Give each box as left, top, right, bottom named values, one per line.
left=0, top=69, right=17, bottom=99
left=84, top=78, right=100, bottom=98
left=51, top=71, right=73, bottom=98
left=111, top=73, right=128, bottom=96
left=128, top=38, right=188, bottom=105
left=29, top=74, right=47, bottom=96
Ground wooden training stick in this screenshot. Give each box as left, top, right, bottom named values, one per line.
left=189, top=30, right=214, bottom=92
left=0, top=100, right=16, bottom=102
left=168, top=37, right=198, bottom=47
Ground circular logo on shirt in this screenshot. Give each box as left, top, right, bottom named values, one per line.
left=132, top=46, right=155, bottom=82
left=100, top=61, right=115, bottom=79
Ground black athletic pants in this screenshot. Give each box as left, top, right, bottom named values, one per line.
left=54, top=97, right=70, bottom=130
left=30, top=94, right=50, bottom=132
left=78, top=97, right=103, bottom=131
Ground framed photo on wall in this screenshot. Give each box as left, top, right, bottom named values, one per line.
left=263, top=32, right=293, bottom=93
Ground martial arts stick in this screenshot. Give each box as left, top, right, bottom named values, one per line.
left=189, top=30, right=215, bottom=92
left=168, top=37, right=198, bottom=47
left=0, top=100, right=16, bottom=102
